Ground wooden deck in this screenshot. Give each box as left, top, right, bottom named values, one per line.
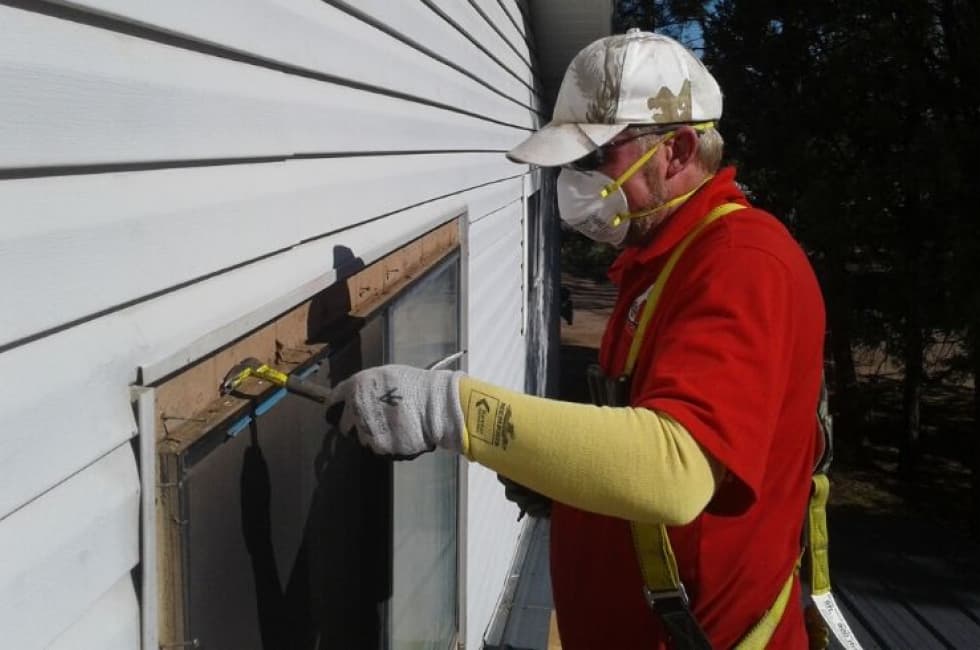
left=826, top=507, right=980, bottom=649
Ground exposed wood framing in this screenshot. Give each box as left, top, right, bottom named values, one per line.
left=152, top=218, right=459, bottom=439
left=154, top=217, right=459, bottom=645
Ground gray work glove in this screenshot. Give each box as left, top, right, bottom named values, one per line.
left=326, top=365, right=465, bottom=458
left=498, top=474, right=551, bottom=519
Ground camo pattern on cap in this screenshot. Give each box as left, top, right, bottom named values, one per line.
left=570, top=34, right=631, bottom=124
left=648, top=79, right=693, bottom=122
left=552, top=30, right=721, bottom=127
left=506, top=30, right=721, bottom=165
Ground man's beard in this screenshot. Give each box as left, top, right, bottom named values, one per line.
left=623, top=177, right=671, bottom=247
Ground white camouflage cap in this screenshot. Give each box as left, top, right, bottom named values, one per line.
left=508, top=29, right=722, bottom=166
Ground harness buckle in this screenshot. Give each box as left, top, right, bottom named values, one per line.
left=643, top=583, right=691, bottom=611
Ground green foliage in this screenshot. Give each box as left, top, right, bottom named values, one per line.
left=694, top=0, right=979, bottom=481
left=701, top=0, right=976, bottom=349
left=616, top=1, right=979, bottom=485
left=561, top=230, right=619, bottom=281
left=613, top=0, right=707, bottom=49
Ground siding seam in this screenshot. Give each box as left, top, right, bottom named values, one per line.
left=422, top=0, right=542, bottom=104
left=0, top=170, right=525, bottom=356
left=2, top=0, right=534, bottom=129
left=465, top=0, right=535, bottom=77
left=0, top=438, right=135, bottom=527
left=325, top=0, right=541, bottom=115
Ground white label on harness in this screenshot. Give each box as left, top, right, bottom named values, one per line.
left=812, top=592, right=864, bottom=650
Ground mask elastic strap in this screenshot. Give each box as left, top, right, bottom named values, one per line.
left=600, top=133, right=674, bottom=199
left=599, top=121, right=716, bottom=200
left=611, top=173, right=715, bottom=226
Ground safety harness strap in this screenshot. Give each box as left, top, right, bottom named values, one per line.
left=623, top=202, right=744, bottom=649
left=805, top=476, right=863, bottom=650
left=631, top=521, right=713, bottom=649
left=623, top=202, right=746, bottom=376
left=808, top=474, right=832, bottom=595
left=622, top=200, right=802, bottom=648
left=618, top=198, right=862, bottom=648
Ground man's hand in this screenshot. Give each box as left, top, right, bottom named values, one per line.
left=498, top=474, right=551, bottom=519
left=326, top=365, right=465, bottom=458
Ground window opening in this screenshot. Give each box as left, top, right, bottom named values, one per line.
left=154, top=229, right=461, bottom=650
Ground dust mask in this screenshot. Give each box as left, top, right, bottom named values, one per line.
left=556, top=123, right=715, bottom=247
left=557, top=168, right=631, bottom=246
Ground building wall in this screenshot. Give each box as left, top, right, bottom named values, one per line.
left=0, top=2, right=541, bottom=648
left=527, top=0, right=615, bottom=109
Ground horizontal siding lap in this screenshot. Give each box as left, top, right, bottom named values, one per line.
left=498, top=0, right=534, bottom=52
left=472, top=0, right=533, bottom=69
left=426, top=0, right=540, bottom=111
left=0, top=381, right=134, bottom=521
left=133, top=193, right=476, bottom=383
left=1, top=154, right=522, bottom=348
left=468, top=196, right=523, bottom=226
left=462, top=178, right=525, bottom=224
left=0, top=168, right=532, bottom=647
left=0, top=3, right=541, bottom=648
left=0, top=192, right=482, bottom=525
left=329, top=0, right=534, bottom=110
left=468, top=199, right=524, bottom=239
left=53, top=0, right=533, bottom=126
left=0, top=445, right=139, bottom=650
left=0, top=7, right=528, bottom=169
left=46, top=576, right=140, bottom=650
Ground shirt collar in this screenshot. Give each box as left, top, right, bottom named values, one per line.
left=607, top=166, right=747, bottom=285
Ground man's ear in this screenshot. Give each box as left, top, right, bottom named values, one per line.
left=665, top=126, right=699, bottom=178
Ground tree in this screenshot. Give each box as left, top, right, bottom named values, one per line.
left=701, top=0, right=965, bottom=477
left=613, top=0, right=709, bottom=49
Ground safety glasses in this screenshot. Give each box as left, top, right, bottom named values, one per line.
left=565, top=127, right=667, bottom=172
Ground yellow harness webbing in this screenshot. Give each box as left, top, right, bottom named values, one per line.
left=623, top=202, right=746, bottom=376
left=624, top=201, right=799, bottom=649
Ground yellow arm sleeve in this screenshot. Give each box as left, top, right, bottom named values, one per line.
left=459, top=376, right=720, bottom=525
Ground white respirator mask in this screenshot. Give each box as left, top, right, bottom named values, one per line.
left=557, top=168, right=631, bottom=246
left=556, top=124, right=715, bottom=247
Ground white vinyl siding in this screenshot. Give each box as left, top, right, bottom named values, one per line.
left=0, top=446, right=139, bottom=648
left=0, top=1, right=539, bottom=647
left=465, top=198, right=529, bottom=646
left=47, top=577, right=141, bottom=650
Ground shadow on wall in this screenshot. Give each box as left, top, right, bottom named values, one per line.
left=236, top=244, right=394, bottom=649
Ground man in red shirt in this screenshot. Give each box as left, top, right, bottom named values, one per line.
left=327, top=30, right=824, bottom=648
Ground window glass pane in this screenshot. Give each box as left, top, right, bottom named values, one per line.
left=388, top=258, right=460, bottom=368
left=175, top=316, right=390, bottom=650
left=387, top=256, right=460, bottom=650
